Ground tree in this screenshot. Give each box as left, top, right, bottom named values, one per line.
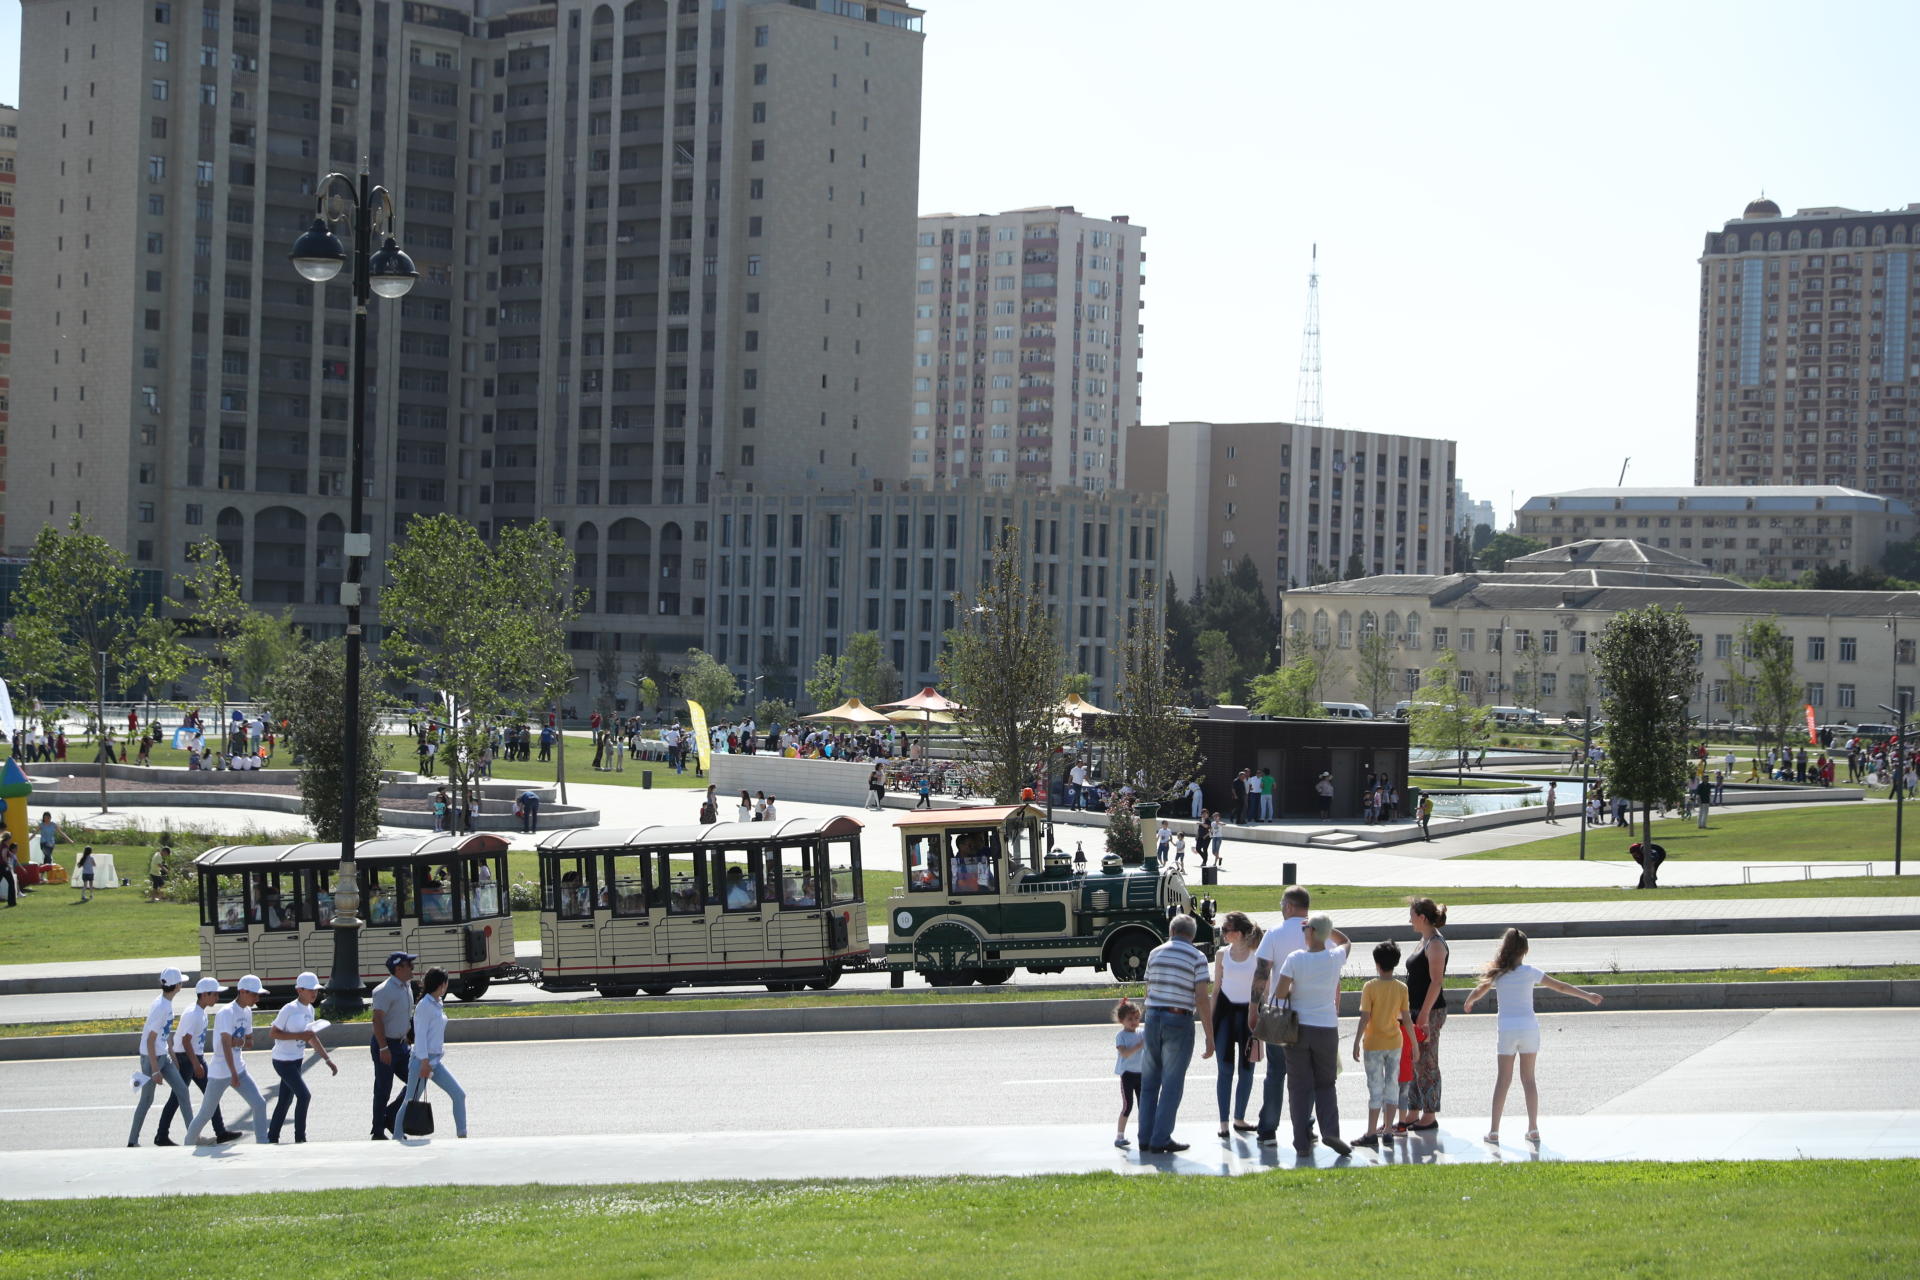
left=630, top=673, right=660, bottom=718
left=1343, top=552, right=1367, bottom=581
left=1162, top=576, right=1199, bottom=696
left=1353, top=628, right=1396, bottom=715
left=1475, top=532, right=1546, bottom=572
left=677, top=648, right=741, bottom=717
left=758, top=697, right=795, bottom=726
left=1105, top=577, right=1200, bottom=805
left=122, top=615, right=193, bottom=723
left=2, top=613, right=70, bottom=730
left=1250, top=651, right=1327, bottom=719
left=381, top=514, right=581, bottom=822
left=1195, top=630, right=1238, bottom=704
left=593, top=638, right=622, bottom=719
left=1595, top=604, right=1696, bottom=855
left=838, top=631, right=898, bottom=706
left=172, top=539, right=250, bottom=750
left=1190, top=556, right=1277, bottom=698
left=1062, top=672, right=1094, bottom=698
left=1731, top=616, right=1800, bottom=753
left=15, top=515, right=141, bottom=698
left=1408, top=650, right=1490, bottom=783
left=263, top=639, right=388, bottom=841
left=233, top=609, right=304, bottom=699
left=937, top=523, right=1065, bottom=804
left=1105, top=792, right=1145, bottom=864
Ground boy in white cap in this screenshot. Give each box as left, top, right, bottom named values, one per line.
left=185, top=975, right=271, bottom=1145
left=156, top=977, right=241, bottom=1146
left=266, top=972, right=338, bottom=1144
left=128, top=968, right=194, bottom=1147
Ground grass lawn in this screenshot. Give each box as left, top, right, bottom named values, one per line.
left=1213, top=876, right=1920, bottom=913
left=1471, top=804, right=1901, bottom=861
left=0, top=1164, right=1911, bottom=1278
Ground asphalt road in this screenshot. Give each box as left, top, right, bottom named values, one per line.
left=3, top=1008, right=1913, bottom=1153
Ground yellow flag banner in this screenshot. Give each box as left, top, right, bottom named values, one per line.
left=686, top=698, right=714, bottom=775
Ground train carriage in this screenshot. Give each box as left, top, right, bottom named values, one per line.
left=535, top=815, right=869, bottom=997
left=195, top=833, right=516, bottom=1000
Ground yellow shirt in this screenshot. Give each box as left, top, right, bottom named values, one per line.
left=1359, top=977, right=1410, bottom=1051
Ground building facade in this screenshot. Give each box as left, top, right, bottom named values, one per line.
left=1284, top=540, right=1920, bottom=718
left=13, top=0, right=923, bottom=673
left=1518, top=486, right=1913, bottom=581
left=1695, top=196, right=1920, bottom=504
left=1453, top=479, right=1495, bottom=535
left=703, top=482, right=1167, bottom=706
left=907, top=206, right=1144, bottom=493
left=1127, top=420, right=1455, bottom=600
left=0, top=103, right=14, bottom=548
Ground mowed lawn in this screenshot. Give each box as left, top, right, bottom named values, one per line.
left=1472, top=803, right=1904, bottom=861
left=0, top=1164, right=1911, bottom=1279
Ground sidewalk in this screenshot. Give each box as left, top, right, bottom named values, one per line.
left=5, top=1113, right=1913, bottom=1199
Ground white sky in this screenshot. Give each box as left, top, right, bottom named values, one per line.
left=4, top=0, right=1917, bottom=530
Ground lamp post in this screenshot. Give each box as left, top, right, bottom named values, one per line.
left=97, top=651, right=110, bottom=816
left=290, top=169, right=417, bottom=1018
left=1880, top=703, right=1905, bottom=876
left=1578, top=703, right=1593, bottom=861
left=1495, top=614, right=1510, bottom=704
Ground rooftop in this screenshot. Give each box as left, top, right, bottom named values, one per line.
left=1520, top=487, right=1910, bottom=515
left=1504, top=539, right=1713, bottom=571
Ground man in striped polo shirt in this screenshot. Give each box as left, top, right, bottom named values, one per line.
left=1136, top=914, right=1215, bottom=1154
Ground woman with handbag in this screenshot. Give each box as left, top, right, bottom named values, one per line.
left=1269, top=914, right=1353, bottom=1158
left=394, top=968, right=469, bottom=1141
left=1211, top=912, right=1262, bottom=1139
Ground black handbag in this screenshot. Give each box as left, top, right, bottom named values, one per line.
left=404, top=1081, right=436, bottom=1136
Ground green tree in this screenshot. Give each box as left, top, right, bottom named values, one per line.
left=804, top=651, right=844, bottom=712
left=758, top=696, right=795, bottom=726
left=1343, top=552, right=1367, bottom=581
left=1731, top=616, right=1800, bottom=753
left=593, top=638, right=622, bottom=719
left=1162, top=576, right=1199, bottom=695
left=937, top=523, right=1065, bottom=804
left=172, top=539, right=250, bottom=748
left=1475, top=532, right=1546, bottom=572
left=1353, top=628, right=1396, bottom=715
left=677, top=648, right=741, bottom=717
left=631, top=673, right=660, bottom=717
left=234, top=609, right=304, bottom=699
left=1250, top=651, right=1327, bottom=719
left=1191, top=556, right=1277, bottom=697
left=16, top=514, right=141, bottom=699
left=839, top=631, right=898, bottom=706
left=122, top=615, right=193, bottom=725
left=2, top=613, right=70, bottom=730
left=1408, top=650, right=1490, bottom=782
left=1195, top=630, right=1238, bottom=704
left=1062, top=672, right=1094, bottom=698
left=1105, top=577, right=1200, bottom=805
left=263, top=639, right=388, bottom=841
left=1595, top=604, right=1696, bottom=854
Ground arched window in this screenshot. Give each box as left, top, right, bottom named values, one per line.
left=1312, top=610, right=1331, bottom=650
left=1287, top=609, right=1307, bottom=639
left=1359, top=611, right=1379, bottom=639
left=1809, top=229, right=1823, bottom=249
left=1767, top=231, right=1781, bottom=250
left=1872, top=226, right=1887, bottom=246
left=1405, top=611, right=1423, bottom=647
left=1852, top=227, right=1867, bottom=247
left=1788, top=230, right=1802, bottom=250
left=1893, top=225, right=1908, bottom=244
left=1384, top=610, right=1401, bottom=640
left=1337, top=611, right=1354, bottom=648
left=1748, top=232, right=1765, bottom=251
left=1724, top=234, right=1740, bottom=253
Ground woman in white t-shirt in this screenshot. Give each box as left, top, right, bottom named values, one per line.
left=1462, top=928, right=1604, bottom=1146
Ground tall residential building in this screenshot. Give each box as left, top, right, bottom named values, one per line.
left=1127, top=420, right=1455, bottom=600
left=1695, top=196, right=1920, bottom=504
left=907, top=206, right=1144, bottom=493
left=1452, top=479, right=1496, bottom=536
left=0, top=103, right=15, bottom=549
left=13, top=0, right=923, bottom=675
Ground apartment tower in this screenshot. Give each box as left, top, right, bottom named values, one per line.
left=0, top=103, right=14, bottom=548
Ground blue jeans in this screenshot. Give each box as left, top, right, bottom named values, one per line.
left=187, top=1072, right=270, bottom=1144
left=1214, top=1001, right=1255, bottom=1125
left=268, top=1058, right=311, bottom=1143
left=371, top=1037, right=413, bottom=1137
left=1256, top=1039, right=1291, bottom=1139
left=128, top=1051, right=192, bottom=1146
left=395, top=1054, right=468, bottom=1138
left=1136, top=1007, right=1196, bottom=1149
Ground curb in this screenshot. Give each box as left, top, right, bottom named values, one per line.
left=3, top=979, right=1913, bottom=1062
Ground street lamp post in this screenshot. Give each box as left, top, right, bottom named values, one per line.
left=290, top=169, right=417, bottom=1018
left=1578, top=704, right=1593, bottom=861
left=1495, top=614, right=1510, bottom=704
left=1880, top=703, right=1906, bottom=876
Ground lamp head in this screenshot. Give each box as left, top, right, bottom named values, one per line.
left=367, top=236, right=418, bottom=298
left=289, top=218, right=346, bottom=283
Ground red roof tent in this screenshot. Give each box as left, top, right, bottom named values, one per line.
left=891, top=804, right=1043, bottom=829
left=876, top=687, right=965, bottom=713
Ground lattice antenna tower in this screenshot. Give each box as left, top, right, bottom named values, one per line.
left=1294, top=243, right=1322, bottom=427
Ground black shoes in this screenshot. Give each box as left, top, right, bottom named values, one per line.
left=152, top=1135, right=177, bottom=1148
left=1322, top=1137, right=1353, bottom=1157
left=1142, top=1140, right=1190, bottom=1154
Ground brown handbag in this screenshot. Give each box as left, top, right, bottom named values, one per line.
left=1251, top=999, right=1300, bottom=1047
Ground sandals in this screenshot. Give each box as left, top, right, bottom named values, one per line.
left=1483, top=1131, right=1500, bottom=1144
left=1525, top=1130, right=1541, bottom=1144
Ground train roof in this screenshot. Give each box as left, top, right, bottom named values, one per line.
left=533, top=813, right=865, bottom=852
left=195, top=833, right=513, bottom=870
left=891, top=804, right=1044, bottom=829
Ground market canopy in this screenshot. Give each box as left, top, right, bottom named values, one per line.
left=886, top=708, right=956, bottom=725
left=877, top=687, right=965, bottom=713
left=1056, top=693, right=1110, bottom=718
left=801, top=697, right=894, bottom=725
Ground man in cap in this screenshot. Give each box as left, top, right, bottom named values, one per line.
left=1315, top=772, right=1335, bottom=820
left=185, top=974, right=271, bottom=1145
left=266, top=972, right=338, bottom=1144
left=155, top=977, right=241, bottom=1146
left=128, top=968, right=195, bottom=1147
left=369, top=951, right=418, bottom=1140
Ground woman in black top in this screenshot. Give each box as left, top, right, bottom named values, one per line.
left=1402, top=897, right=1449, bottom=1131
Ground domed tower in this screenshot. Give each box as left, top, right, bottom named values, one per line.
left=1742, top=195, right=1782, bottom=219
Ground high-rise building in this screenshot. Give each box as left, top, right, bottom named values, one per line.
left=907, top=206, right=1143, bottom=493
left=1452, top=479, right=1496, bottom=536
left=13, top=0, right=924, bottom=673
left=1127, top=420, right=1455, bottom=600
left=0, top=102, right=14, bottom=550
left=1696, top=196, right=1920, bottom=503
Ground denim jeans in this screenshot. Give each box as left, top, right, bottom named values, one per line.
left=128, top=1051, right=192, bottom=1146
left=1255, top=1039, right=1290, bottom=1139
left=1213, top=1001, right=1255, bottom=1125
left=268, top=1058, right=311, bottom=1143
left=395, top=1054, right=469, bottom=1138
left=371, top=1037, right=413, bottom=1137
left=157, top=1051, right=232, bottom=1141
left=1136, top=1007, right=1196, bottom=1149
left=187, top=1072, right=270, bottom=1144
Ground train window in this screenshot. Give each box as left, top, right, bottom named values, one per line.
left=363, top=866, right=410, bottom=927
left=301, top=869, right=335, bottom=928
left=712, top=850, right=758, bottom=912
left=606, top=853, right=651, bottom=917
left=830, top=864, right=857, bottom=907
left=948, top=829, right=1000, bottom=895
left=756, top=849, right=783, bottom=906
left=549, top=856, right=594, bottom=920
left=1002, top=818, right=1039, bottom=877
left=420, top=863, right=462, bottom=924
left=209, top=874, right=248, bottom=933
left=828, top=837, right=860, bottom=906
left=249, top=871, right=296, bottom=930
left=905, top=835, right=943, bottom=892
left=466, top=856, right=504, bottom=919
left=658, top=851, right=702, bottom=914
left=775, top=845, right=818, bottom=908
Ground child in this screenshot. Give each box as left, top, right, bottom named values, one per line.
left=1112, top=998, right=1144, bottom=1149
left=1170, top=832, right=1187, bottom=870
left=1351, top=940, right=1418, bottom=1147
left=78, top=847, right=96, bottom=902
left=1462, top=928, right=1605, bottom=1146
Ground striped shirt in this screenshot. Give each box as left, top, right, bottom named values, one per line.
left=1143, top=937, right=1210, bottom=1011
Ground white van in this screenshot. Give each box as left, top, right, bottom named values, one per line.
left=1490, top=706, right=1545, bottom=729
left=1320, top=702, right=1373, bottom=720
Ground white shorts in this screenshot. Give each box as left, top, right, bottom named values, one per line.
left=1497, top=1024, right=1541, bottom=1056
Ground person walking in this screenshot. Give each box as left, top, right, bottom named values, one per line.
left=185, top=975, right=272, bottom=1146
left=128, top=968, right=195, bottom=1147
left=1314, top=772, right=1334, bottom=820
left=1544, top=782, right=1558, bottom=824
left=77, top=847, right=97, bottom=902
left=867, top=767, right=886, bottom=811
left=1248, top=886, right=1312, bottom=1146
left=36, top=812, right=68, bottom=865
left=370, top=951, right=418, bottom=1141
left=145, top=846, right=173, bottom=902
left=1462, top=928, right=1605, bottom=1145
left=1259, top=767, right=1276, bottom=822
left=1134, top=914, right=1214, bottom=1154
left=1211, top=912, right=1261, bottom=1140
left=1153, top=819, right=1173, bottom=865
left=156, top=977, right=241, bottom=1146
left=266, top=972, right=338, bottom=1143
left=1694, top=773, right=1712, bottom=829
left=1208, top=811, right=1225, bottom=869
left=915, top=773, right=933, bottom=810
left=1269, top=913, right=1353, bottom=1157
left=394, top=967, right=470, bottom=1141
left=1402, top=898, right=1450, bottom=1133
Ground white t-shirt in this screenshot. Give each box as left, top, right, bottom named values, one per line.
left=1492, top=964, right=1546, bottom=1029
left=1252, top=916, right=1308, bottom=990
left=270, top=1000, right=316, bottom=1063
left=173, top=1003, right=212, bottom=1055
left=1280, top=943, right=1349, bottom=1029
left=207, top=1002, right=254, bottom=1080
left=141, top=995, right=176, bottom=1057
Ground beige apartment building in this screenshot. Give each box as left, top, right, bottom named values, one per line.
left=907, top=206, right=1144, bottom=493
left=1695, top=196, right=1920, bottom=505
left=12, top=0, right=923, bottom=681
left=1284, top=539, right=1920, bottom=718
left=1128, top=420, right=1456, bottom=599
left=0, top=103, right=14, bottom=548
left=1519, top=486, right=1913, bottom=581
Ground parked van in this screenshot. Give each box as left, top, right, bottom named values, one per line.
left=1489, top=706, right=1545, bottom=729
left=1320, top=702, right=1373, bottom=720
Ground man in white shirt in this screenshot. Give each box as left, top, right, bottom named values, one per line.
left=156, top=978, right=240, bottom=1146
left=128, top=968, right=194, bottom=1147
left=1185, top=777, right=1202, bottom=819
left=1069, top=762, right=1088, bottom=810
left=185, top=974, right=272, bottom=1145
left=1246, top=887, right=1313, bottom=1146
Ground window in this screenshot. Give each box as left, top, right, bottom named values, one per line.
left=1805, top=682, right=1824, bottom=708
left=1838, top=636, right=1857, bottom=662
left=746, top=255, right=761, bottom=276
left=946, top=829, right=1000, bottom=895
left=754, top=24, right=769, bottom=46
left=1806, top=636, right=1825, bottom=661
left=1430, top=626, right=1448, bottom=651
left=1571, top=630, right=1589, bottom=654
left=151, top=78, right=169, bottom=100
left=1714, top=633, right=1733, bottom=659
left=153, top=40, right=170, bottom=61
left=905, top=835, right=943, bottom=892
left=1838, top=684, right=1856, bottom=709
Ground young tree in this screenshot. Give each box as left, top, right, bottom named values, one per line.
left=758, top=696, right=795, bottom=726
left=1475, top=532, right=1547, bottom=572
left=233, top=609, right=305, bottom=699
left=123, top=615, right=193, bottom=726
left=1408, top=650, right=1491, bottom=783
left=1062, top=672, right=1094, bottom=698
left=593, top=638, right=623, bottom=720
left=1192, top=556, right=1277, bottom=692
left=263, top=639, right=388, bottom=841
left=2, top=613, right=70, bottom=731
left=172, top=539, right=251, bottom=755
left=1731, top=616, right=1800, bottom=754
left=937, top=523, right=1065, bottom=804
left=1353, top=628, right=1396, bottom=715
left=16, top=515, right=141, bottom=696
left=677, top=648, right=741, bottom=717
left=1250, top=651, right=1328, bottom=718
left=630, top=673, right=660, bottom=718
left=1596, top=604, right=1697, bottom=854
left=838, top=631, right=898, bottom=706
left=1195, top=630, right=1238, bottom=704
left=803, top=651, right=844, bottom=713
left=1105, top=577, right=1200, bottom=806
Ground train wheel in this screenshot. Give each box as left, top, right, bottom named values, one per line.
left=806, top=971, right=842, bottom=991
left=595, top=983, right=641, bottom=999
left=450, top=977, right=491, bottom=1002
left=974, top=965, right=1016, bottom=986
left=1106, top=935, right=1155, bottom=983
left=640, top=984, right=678, bottom=997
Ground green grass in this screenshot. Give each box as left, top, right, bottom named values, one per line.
left=1472, top=804, right=1899, bottom=861
left=1211, top=876, right=1920, bottom=913
left=0, top=1164, right=1911, bottom=1278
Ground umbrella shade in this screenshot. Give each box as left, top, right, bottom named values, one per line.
left=801, top=697, right=894, bottom=725
left=886, top=708, right=956, bottom=725
left=876, top=686, right=965, bottom=713
left=1056, top=692, right=1111, bottom=717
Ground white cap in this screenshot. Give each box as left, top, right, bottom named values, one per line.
left=159, top=967, right=185, bottom=986
left=194, top=977, right=227, bottom=995
left=293, top=972, right=321, bottom=991
left=236, top=975, right=265, bottom=994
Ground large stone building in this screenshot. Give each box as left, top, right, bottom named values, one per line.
left=1127, top=420, right=1455, bottom=600
left=1283, top=539, right=1920, bottom=719
left=1695, top=196, right=1920, bottom=504
left=704, top=482, right=1167, bottom=706
left=1518, top=486, right=1913, bottom=581
left=13, top=0, right=924, bottom=671
left=0, top=103, right=14, bottom=548
left=907, top=206, right=1144, bottom=493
